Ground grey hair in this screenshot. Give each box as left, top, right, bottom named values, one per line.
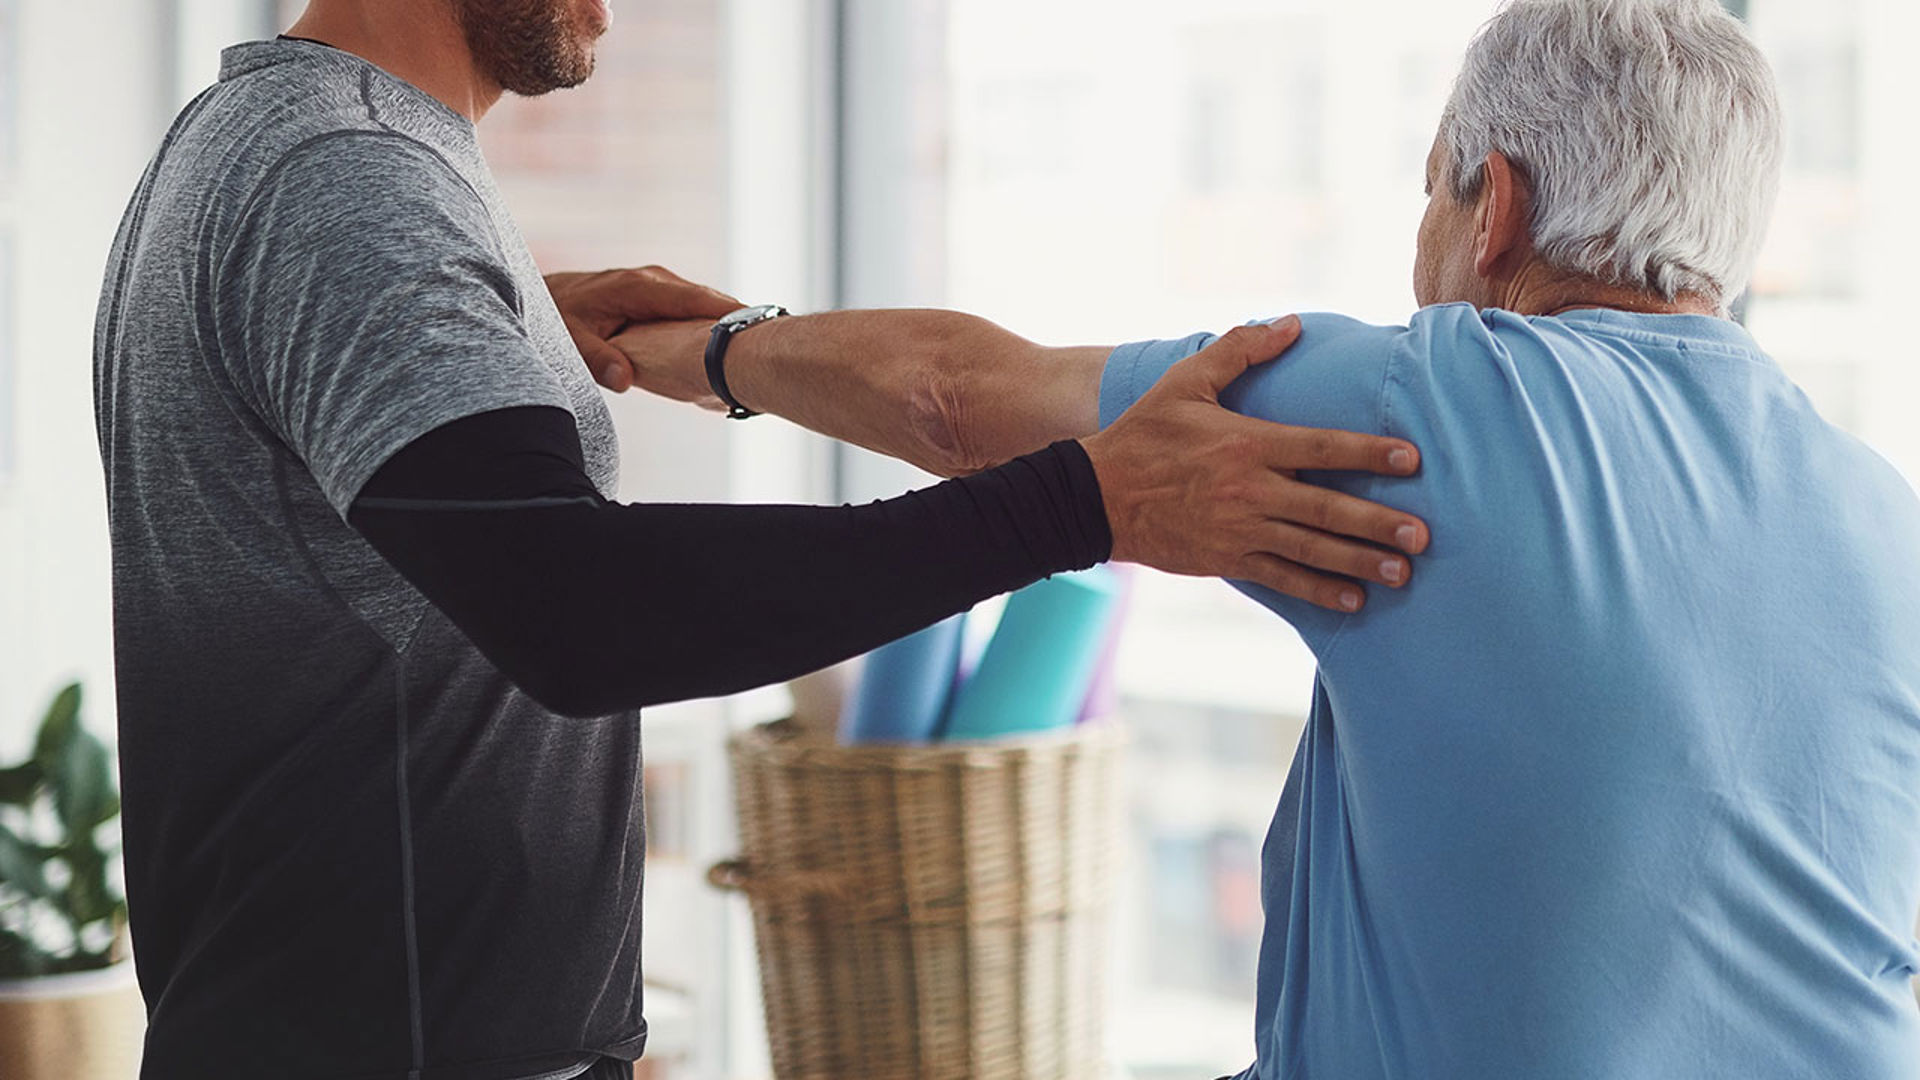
left=1439, top=0, right=1783, bottom=307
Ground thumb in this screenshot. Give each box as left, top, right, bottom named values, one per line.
left=1173, top=316, right=1303, bottom=398
left=581, top=336, right=633, bottom=393
left=562, top=310, right=634, bottom=391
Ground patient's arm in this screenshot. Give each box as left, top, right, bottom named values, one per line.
left=609, top=309, right=1429, bottom=602
left=610, top=309, right=1105, bottom=477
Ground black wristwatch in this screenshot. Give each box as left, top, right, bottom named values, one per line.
left=704, top=304, right=788, bottom=419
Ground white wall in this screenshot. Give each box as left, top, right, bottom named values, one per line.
left=1856, top=0, right=1920, bottom=487
left=0, top=0, right=173, bottom=756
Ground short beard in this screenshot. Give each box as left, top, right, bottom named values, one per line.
left=453, top=0, right=596, bottom=97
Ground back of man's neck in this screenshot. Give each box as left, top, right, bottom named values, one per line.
left=1501, top=264, right=1722, bottom=320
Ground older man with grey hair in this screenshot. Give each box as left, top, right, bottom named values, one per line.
left=617, top=0, right=1920, bottom=1075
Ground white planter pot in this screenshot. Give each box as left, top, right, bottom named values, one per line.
left=0, top=961, right=145, bottom=1080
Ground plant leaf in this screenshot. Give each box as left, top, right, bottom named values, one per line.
left=0, top=925, right=53, bottom=979
left=64, top=842, right=116, bottom=926
left=0, top=762, right=40, bottom=806
left=53, top=730, right=115, bottom=836
left=0, top=821, right=57, bottom=901
left=32, top=683, right=82, bottom=776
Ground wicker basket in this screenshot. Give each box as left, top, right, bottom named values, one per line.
left=710, top=719, right=1126, bottom=1080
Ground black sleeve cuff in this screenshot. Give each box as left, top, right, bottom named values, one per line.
left=1040, top=439, right=1114, bottom=570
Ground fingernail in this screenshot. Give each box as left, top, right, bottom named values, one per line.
left=1388, top=448, right=1415, bottom=472
left=1340, top=589, right=1362, bottom=612
left=1395, top=525, right=1419, bottom=551
left=1381, top=559, right=1404, bottom=584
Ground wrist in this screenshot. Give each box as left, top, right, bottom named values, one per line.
left=1075, top=429, right=1135, bottom=564
left=1055, top=438, right=1116, bottom=565
left=705, top=304, right=789, bottom=418
left=720, top=318, right=781, bottom=418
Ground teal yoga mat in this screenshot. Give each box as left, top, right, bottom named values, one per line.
left=943, top=567, right=1123, bottom=740
left=839, top=615, right=966, bottom=744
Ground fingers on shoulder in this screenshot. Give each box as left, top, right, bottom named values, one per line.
left=1246, top=424, right=1418, bottom=476
left=1238, top=552, right=1364, bottom=613
left=1167, top=318, right=1303, bottom=392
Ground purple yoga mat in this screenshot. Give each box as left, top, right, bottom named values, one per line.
left=1077, top=565, right=1134, bottom=723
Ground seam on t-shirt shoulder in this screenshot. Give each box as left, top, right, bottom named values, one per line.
left=212, top=127, right=507, bottom=295
left=1312, top=335, right=1400, bottom=663
left=1599, top=328, right=1760, bottom=362
left=1552, top=316, right=1767, bottom=364
left=206, top=125, right=532, bottom=451
left=204, top=128, right=493, bottom=435
left=361, top=68, right=525, bottom=319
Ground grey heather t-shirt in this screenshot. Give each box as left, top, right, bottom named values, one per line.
left=94, top=40, right=643, bottom=1079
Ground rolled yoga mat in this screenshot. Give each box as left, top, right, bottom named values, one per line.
left=943, top=567, right=1124, bottom=740
left=839, top=614, right=967, bottom=744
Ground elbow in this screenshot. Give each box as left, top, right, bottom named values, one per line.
left=910, top=314, right=1002, bottom=477
left=905, top=368, right=981, bottom=477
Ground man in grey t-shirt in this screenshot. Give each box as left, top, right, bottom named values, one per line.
left=95, top=1, right=1430, bottom=1077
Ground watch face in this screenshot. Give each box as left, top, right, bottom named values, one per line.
left=720, top=303, right=782, bottom=329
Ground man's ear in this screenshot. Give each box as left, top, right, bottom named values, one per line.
left=1472, top=150, right=1532, bottom=278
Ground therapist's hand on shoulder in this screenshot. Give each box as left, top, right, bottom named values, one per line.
left=608, top=309, right=1429, bottom=613
left=1082, top=317, right=1427, bottom=612
left=544, top=266, right=740, bottom=392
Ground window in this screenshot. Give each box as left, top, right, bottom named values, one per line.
left=841, top=0, right=1920, bottom=1071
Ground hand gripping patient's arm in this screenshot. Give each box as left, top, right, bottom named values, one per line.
left=609, top=310, right=1429, bottom=612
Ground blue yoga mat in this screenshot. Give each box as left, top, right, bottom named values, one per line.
left=943, top=567, right=1123, bottom=740
left=839, top=615, right=966, bottom=744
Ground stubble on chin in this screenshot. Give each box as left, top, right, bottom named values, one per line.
left=452, top=0, right=597, bottom=97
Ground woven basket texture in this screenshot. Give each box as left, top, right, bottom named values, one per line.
left=721, top=720, right=1126, bottom=1080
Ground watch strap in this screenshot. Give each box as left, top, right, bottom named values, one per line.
left=704, top=305, right=786, bottom=420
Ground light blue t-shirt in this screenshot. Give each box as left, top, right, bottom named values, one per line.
left=1100, top=305, right=1920, bottom=1079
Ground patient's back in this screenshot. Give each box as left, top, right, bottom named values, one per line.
left=1098, top=304, right=1920, bottom=1078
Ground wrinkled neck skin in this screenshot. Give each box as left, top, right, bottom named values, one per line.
left=286, top=0, right=502, bottom=122
left=1497, top=257, right=1722, bottom=320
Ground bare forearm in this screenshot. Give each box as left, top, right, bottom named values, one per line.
left=611, top=314, right=1432, bottom=610
left=621, top=309, right=1108, bottom=477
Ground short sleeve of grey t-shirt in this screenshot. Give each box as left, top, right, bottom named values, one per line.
left=213, top=130, right=573, bottom=515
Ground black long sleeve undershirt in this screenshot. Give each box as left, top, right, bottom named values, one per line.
left=348, top=406, right=1112, bottom=717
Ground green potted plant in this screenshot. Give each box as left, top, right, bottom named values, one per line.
left=0, top=682, right=143, bottom=1079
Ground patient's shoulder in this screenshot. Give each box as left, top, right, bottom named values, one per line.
left=1386, top=303, right=1582, bottom=402
left=1398, top=302, right=1607, bottom=371
left=1400, top=303, right=1509, bottom=360
left=1213, top=313, right=1411, bottom=435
